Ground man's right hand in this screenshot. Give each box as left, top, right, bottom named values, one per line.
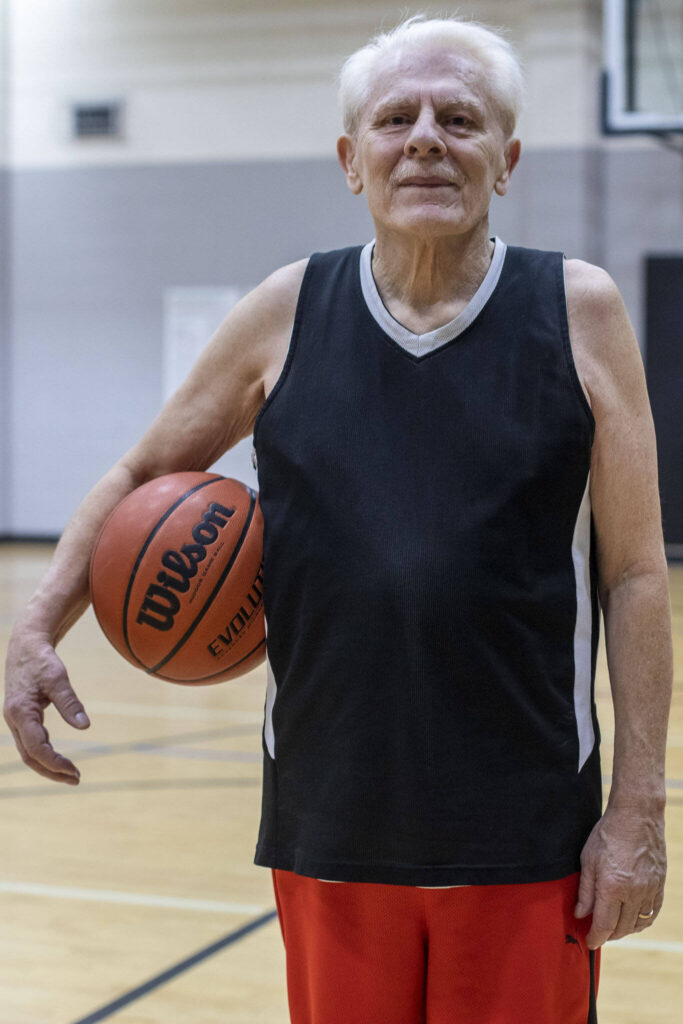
left=4, top=631, right=90, bottom=784
left=3, top=259, right=305, bottom=785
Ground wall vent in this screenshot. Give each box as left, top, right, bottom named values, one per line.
left=72, top=102, right=123, bottom=139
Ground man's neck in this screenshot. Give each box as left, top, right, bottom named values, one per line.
left=371, top=223, right=494, bottom=335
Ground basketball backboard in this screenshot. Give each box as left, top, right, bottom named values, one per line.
left=602, top=0, right=683, bottom=135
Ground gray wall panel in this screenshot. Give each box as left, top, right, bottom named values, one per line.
left=491, top=148, right=607, bottom=267
left=7, top=148, right=683, bottom=536
left=602, top=147, right=683, bottom=343
left=10, top=159, right=373, bottom=535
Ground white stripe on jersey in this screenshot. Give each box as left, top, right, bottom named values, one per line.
left=264, top=613, right=277, bottom=759
left=571, top=472, right=596, bottom=771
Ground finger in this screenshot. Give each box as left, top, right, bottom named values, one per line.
left=49, top=680, right=90, bottom=730
left=5, top=699, right=79, bottom=779
left=633, top=897, right=661, bottom=933
left=586, top=895, right=622, bottom=949
left=8, top=723, right=80, bottom=785
left=610, top=900, right=649, bottom=940
left=21, top=754, right=80, bottom=785
left=12, top=713, right=80, bottom=780
left=575, top=861, right=596, bottom=918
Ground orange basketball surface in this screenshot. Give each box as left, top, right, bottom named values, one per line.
left=89, top=472, right=265, bottom=684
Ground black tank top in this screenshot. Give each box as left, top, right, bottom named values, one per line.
left=251, top=241, right=602, bottom=886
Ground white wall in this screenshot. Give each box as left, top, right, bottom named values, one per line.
left=8, top=0, right=612, bottom=170
left=0, top=0, right=8, bottom=164
left=0, top=0, right=10, bottom=534
left=3, top=0, right=682, bottom=537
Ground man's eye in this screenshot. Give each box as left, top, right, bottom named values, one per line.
left=387, top=115, right=409, bottom=125
left=447, top=116, right=469, bottom=126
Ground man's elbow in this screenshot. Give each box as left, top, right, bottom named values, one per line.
left=598, top=557, right=671, bottom=611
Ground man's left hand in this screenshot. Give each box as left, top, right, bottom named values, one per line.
left=574, top=804, right=666, bottom=948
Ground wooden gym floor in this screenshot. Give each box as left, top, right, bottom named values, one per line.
left=0, top=543, right=681, bottom=1024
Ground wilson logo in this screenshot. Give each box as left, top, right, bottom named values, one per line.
left=136, top=502, right=235, bottom=631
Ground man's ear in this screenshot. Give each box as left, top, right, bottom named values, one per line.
left=494, top=137, right=521, bottom=197
left=337, top=134, right=363, bottom=195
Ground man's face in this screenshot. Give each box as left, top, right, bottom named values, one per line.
left=338, top=47, right=520, bottom=241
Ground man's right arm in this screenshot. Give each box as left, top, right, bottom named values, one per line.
left=3, top=258, right=307, bottom=785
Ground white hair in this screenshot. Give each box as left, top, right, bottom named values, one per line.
left=338, top=14, right=525, bottom=138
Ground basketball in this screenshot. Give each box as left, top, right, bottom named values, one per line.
left=89, top=472, right=266, bottom=684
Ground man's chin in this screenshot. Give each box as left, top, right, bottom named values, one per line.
left=385, top=209, right=473, bottom=239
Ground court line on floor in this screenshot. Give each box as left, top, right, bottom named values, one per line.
left=65, top=928, right=682, bottom=1024
left=0, top=723, right=259, bottom=774
left=3, top=882, right=680, bottom=957
left=0, top=880, right=265, bottom=915
left=85, top=700, right=263, bottom=723
left=135, top=745, right=262, bottom=762
left=617, top=936, right=683, bottom=954
left=0, top=776, right=261, bottom=798
left=0, top=740, right=261, bottom=767
left=2, top=763, right=682, bottom=800
left=66, top=723, right=260, bottom=754
left=69, top=910, right=278, bottom=1024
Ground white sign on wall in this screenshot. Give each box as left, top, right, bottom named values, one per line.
left=163, top=286, right=258, bottom=484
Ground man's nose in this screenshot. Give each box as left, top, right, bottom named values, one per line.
left=404, top=111, right=447, bottom=157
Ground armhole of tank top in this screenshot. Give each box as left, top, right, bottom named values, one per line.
left=252, top=257, right=313, bottom=445
left=558, top=254, right=597, bottom=437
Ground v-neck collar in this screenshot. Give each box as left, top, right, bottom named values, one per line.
left=359, top=237, right=507, bottom=358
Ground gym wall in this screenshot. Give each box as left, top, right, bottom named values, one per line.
left=1, top=0, right=682, bottom=536
left=0, top=0, right=9, bottom=535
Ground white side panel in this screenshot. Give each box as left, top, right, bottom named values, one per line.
left=263, top=613, right=277, bottom=760
left=571, top=472, right=596, bottom=771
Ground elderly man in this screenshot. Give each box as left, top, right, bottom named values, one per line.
left=4, top=14, right=672, bottom=1024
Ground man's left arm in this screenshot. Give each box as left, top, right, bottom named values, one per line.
left=565, top=259, right=673, bottom=950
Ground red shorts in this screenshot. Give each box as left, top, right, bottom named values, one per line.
left=271, top=870, right=599, bottom=1024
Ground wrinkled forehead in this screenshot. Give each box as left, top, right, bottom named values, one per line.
left=362, top=47, right=497, bottom=121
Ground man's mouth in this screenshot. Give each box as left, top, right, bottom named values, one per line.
left=399, top=177, right=458, bottom=187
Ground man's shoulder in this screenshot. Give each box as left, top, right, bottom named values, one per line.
left=253, top=258, right=310, bottom=309
left=563, top=259, right=629, bottom=351
left=564, top=258, right=621, bottom=308
left=205, top=259, right=310, bottom=378
left=563, top=258, right=639, bottom=410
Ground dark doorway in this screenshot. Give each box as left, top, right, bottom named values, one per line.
left=645, top=256, right=683, bottom=557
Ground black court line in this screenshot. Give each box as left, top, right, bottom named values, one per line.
left=0, top=723, right=260, bottom=775
left=0, top=776, right=261, bottom=799
left=0, top=534, right=60, bottom=543
left=69, top=909, right=278, bottom=1024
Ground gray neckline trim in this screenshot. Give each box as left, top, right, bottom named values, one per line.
left=359, top=237, right=507, bottom=357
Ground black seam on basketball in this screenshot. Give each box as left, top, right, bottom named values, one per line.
left=150, top=635, right=266, bottom=683
left=122, top=476, right=224, bottom=666
left=147, top=491, right=257, bottom=675
left=90, top=501, right=135, bottom=652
